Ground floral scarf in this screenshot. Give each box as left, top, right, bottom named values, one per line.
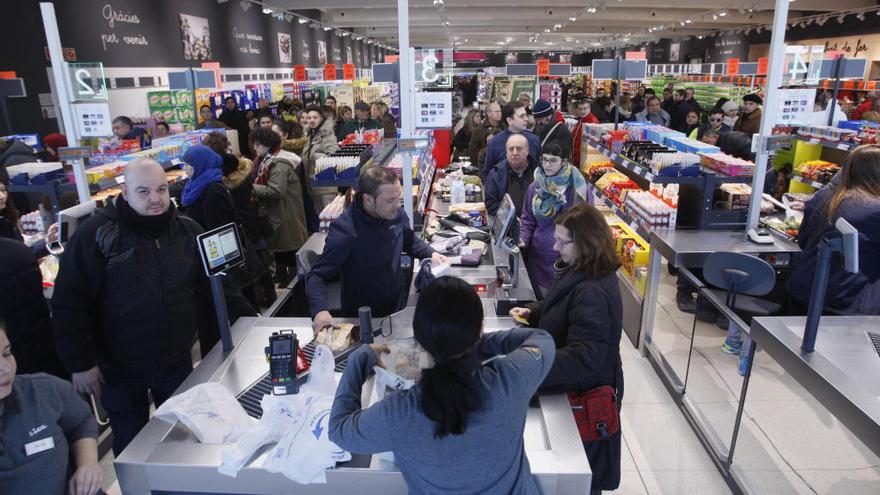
left=531, top=163, right=588, bottom=219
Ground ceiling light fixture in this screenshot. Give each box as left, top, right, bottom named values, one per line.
left=298, top=17, right=308, bottom=24
left=856, top=12, right=865, bottom=21
left=587, top=7, right=597, bottom=13
left=323, top=26, right=332, bottom=31
left=569, top=16, right=577, bottom=21
left=719, top=10, right=727, bottom=17
left=712, top=14, right=718, bottom=20
left=262, top=7, right=272, bottom=14
left=685, top=19, right=692, bottom=24
left=837, top=14, right=845, bottom=23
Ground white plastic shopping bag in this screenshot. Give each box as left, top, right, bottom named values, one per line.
left=220, top=344, right=350, bottom=483
left=154, top=382, right=253, bottom=444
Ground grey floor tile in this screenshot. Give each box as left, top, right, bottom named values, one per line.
left=640, top=469, right=732, bottom=494
left=608, top=469, right=649, bottom=494
left=621, top=402, right=720, bottom=472
left=798, top=467, right=880, bottom=495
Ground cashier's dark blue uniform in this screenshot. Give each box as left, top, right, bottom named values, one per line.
left=306, top=197, right=435, bottom=318
left=0, top=373, right=98, bottom=494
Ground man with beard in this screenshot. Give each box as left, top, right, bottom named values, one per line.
left=532, top=99, right=572, bottom=161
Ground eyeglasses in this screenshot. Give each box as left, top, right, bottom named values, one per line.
left=554, top=237, right=574, bottom=246
left=541, top=156, right=563, bottom=165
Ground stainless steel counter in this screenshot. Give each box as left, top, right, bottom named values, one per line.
left=749, top=315, right=880, bottom=457
left=115, top=317, right=591, bottom=494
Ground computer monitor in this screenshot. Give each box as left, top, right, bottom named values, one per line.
left=58, top=201, right=97, bottom=244
left=196, top=222, right=245, bottom=277
left=835, top=218, right=859, bottom=273
left=491, top=194, right=517, bottom=244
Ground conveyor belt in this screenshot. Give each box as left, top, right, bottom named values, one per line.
left=236, top=340, right=357, bottom=418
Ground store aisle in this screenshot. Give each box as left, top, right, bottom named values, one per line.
left=611, top=330, right=732, bottom=495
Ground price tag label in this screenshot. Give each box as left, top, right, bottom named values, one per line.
left=294, top=65, right=307, bottom=81
left=726, top=58, right=740, bottom=77
left=537, top=58, right=550, bottom=77
left=343, top=63, right=355, bottom=81
left=115, top=175, right=125, bottom=185
left=324, top=64, right=337, bottom=81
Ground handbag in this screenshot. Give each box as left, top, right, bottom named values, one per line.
left=568, top=385, right=620, bottom=442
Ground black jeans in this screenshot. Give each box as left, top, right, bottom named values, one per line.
left=100, top=355, right=194, bottom=455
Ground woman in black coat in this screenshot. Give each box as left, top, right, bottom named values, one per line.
left=510, top=202, right=624, bottom=495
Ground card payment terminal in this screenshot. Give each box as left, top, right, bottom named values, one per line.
left=265, top=330, right=301, bottom=395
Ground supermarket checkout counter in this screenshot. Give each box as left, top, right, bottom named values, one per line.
left=115, top=316, right=591, bottom=494
left=748, top=316, right=880, bottom=458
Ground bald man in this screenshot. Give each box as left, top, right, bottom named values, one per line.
left=484, top=133, right=537, bottom=216
left=52, top=158, right=254, bottom=455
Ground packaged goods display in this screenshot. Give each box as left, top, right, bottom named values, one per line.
left=794, top=160, right=840, bottom=185
left=701, top=152, right=755, bottom=177
left=624, top=191, right=677, bottom=229
left=318, top=195, right=346, bottom=232
left=315, top=144, right=373, bottom=182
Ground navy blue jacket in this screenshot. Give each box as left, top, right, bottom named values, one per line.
left=482, top=129, right=541, bottom=180
left=306, top=199, right=435, bottom=318
left=484, top=158, right=537, bottom=217
left=788, top=188, right=880, bottom=315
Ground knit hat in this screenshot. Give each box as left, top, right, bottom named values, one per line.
left=354, top=101, right=370, bottom=111
left=532, top=99, right=554, bottom=118
left=743, top=93, right=763, bottom=105
left=721, top=101, right=739, bottom=114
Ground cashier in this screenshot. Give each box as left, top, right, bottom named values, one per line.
left=0, top=319, right=102, bottom=495
left=306, top=166, right=446, bottom=333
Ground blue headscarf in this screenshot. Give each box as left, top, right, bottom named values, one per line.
left=181, top=145, right=224, bottom=207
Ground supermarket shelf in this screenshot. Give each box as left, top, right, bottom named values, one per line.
left=584, top=135, right=722, bottom=185
left=616, top=269, right=644, bottom=306
left=791, top=175, right=828, bottom=190
left=592, top=189, right=653, bottom=241
left=792, top=135, right=858, bottom=152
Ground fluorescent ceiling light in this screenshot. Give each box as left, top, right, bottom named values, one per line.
left=262, top=7, right=272, bottom=14
left=298, top=18, right=308, bottom=24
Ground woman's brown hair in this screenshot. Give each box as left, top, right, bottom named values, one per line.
left=825, top=145, right=880, bottom=224
left=555, top=203, right=620, bottom=279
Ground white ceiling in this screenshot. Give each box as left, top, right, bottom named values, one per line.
left=268, top=0, right=879, bottom=52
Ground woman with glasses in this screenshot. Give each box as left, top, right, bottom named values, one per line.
left=510, top=202, right=624, bottom=495
left=518, top=142, right=588, bottom=295
left=689, top=108, right=730, bottom=141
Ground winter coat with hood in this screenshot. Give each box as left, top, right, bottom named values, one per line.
left=222, top=156, right=263, bottom=244
left=0, top=140, right=37, bottom=184
left=252, top=149, right=309, bottom=252
left=302, top=118, right=340, bottom=197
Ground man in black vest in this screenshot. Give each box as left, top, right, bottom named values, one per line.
left=52, top=159, right=254, bottom=455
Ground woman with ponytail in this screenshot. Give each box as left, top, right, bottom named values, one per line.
left=330, top=276, right=555, bottom=494
left=788, top=144, right=880, bottom=315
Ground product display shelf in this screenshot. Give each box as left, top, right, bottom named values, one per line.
left=8, top=158, right=182, bottom=215
left=792, top=134, right=859, bottom=152
left=790, top=174, right=827, bottom=190
left=592, top=189, right=653, bottom=241
left=583, top=135, right=704, bottom=185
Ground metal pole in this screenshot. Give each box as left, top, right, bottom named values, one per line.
left=397, top=0, right=414, bottom=228
left=614, top=54, right=621, bottom=130
left=40, top=2, right=91, bottom=204
left=209, top=276, right=234, bottom=353
left=827, top=57, right=844, bottom=127
left=802, top=241, right=834, bottom=353
left=745, top=0, right=789, bottom=234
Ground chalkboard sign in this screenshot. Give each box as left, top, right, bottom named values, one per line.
left=53, top=0, right=382, bottom=69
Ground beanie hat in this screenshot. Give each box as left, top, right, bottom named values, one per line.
left=354, top=101, right=370, bottom=111
left=532, top=99, right=554, bottom=118
left=743, top=93, right=763, bottom=105
left=721, top=101, right=739, bottom=114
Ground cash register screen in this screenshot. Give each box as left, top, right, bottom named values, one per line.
left=197, top=223, right=245, bottom=277
left=272, top=339, right=291, bottom=354
left=491, top=194, right=516, bottom=244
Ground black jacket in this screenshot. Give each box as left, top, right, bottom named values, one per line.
left=51, top=199, right=254, bottom=373
left=0, top=238, right=66, bottom=377
left=306, top=199, right=435, bottom=318
left=527, top=269, right=624, bottom=397
left=669, top=100, right=698, bottom=133
left=182, top=182, right=235, bottom=231
left=537, top=119, right=573, bottom=161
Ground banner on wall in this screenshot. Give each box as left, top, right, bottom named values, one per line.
left=277, top=33, right=291, bottom=64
